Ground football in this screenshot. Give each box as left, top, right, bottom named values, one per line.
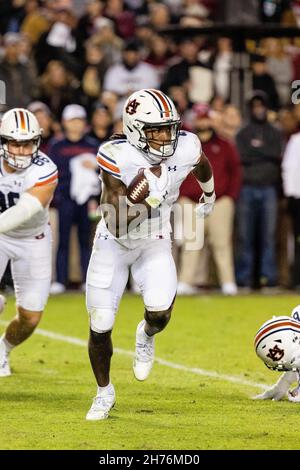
left=126, top=166, right=161, bottom=205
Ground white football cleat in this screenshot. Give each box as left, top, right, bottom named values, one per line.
left=0, top=340, right=11, bottom=377
left=133, top=320, right=155, bottom=381
left=86, top=384, right=116, bottom=421
left=0, top=294, right=6, bottom=315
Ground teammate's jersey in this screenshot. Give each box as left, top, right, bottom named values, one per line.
left=97, top=131, right=201, bottom=244
left=0, top=152, right=58, bottom=238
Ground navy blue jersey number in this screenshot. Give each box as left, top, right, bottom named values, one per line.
left=0, top=192, right=20, bottom=213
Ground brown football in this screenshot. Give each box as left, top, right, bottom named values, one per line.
left=126, top=166, right=161, bottom=205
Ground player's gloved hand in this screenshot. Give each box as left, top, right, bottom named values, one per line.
left=252, top=371, right=297, bottom=401
left=195, top=192, right=216, bottom=218
left=145, top=164, right=170, bottom=209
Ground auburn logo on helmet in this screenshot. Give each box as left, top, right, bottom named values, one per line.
left=126, top=99, right=140, bottom=115
left=267, top=345, right=284, bottom=361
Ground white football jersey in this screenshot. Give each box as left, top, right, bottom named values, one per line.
left=0, top=152, right=58, bottom=238
left=96, top=131, right=201, bottom=244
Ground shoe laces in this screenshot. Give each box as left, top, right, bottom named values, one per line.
left=136, top=338, right=154, bottom=363
left=91, top=393, right=114, bottom=411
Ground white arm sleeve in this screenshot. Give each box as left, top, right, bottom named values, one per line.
left=0, top=192, right=43, bottom=234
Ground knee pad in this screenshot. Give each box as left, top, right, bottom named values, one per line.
left=145, top=307, right=172, bottom=331
left=88, top=307, right=115, bottom=333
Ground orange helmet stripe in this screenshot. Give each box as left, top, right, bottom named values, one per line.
left=149, top=89, right=171, bottom=118
left=254, top=319, right=300, bottom=348
left=18, top=110, right=27, bottom=131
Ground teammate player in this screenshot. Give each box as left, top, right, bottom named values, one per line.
left=0, top=108, right=58, bottom=376
left=253, top=305, right=300, bottom=402
left=85, top=89, right=216, bottom=420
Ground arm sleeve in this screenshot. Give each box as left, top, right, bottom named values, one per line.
left=0, top=193, right=43, bottom=234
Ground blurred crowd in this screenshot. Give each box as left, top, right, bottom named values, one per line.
left=1, top=0, right=300, bottom=294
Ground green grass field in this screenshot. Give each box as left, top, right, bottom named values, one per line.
left=0, top=293, right=300, bottom=450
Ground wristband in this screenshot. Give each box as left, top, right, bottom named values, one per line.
left=200, top=175, right=214, bottom=194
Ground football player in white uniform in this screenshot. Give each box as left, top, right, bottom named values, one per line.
left=253, top=305, right=300, bottom=402
left=0, top=108, right=58, bottom=376
left=85, top=89, right=216, bottom=420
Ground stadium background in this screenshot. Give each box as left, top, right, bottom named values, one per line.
left=1, top=0, right=300, bottom=450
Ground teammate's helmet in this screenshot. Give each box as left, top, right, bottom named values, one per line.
left=254, top=316, right=300, bottom=371
left=0, top=108, right=42, bottom=170
left=123, top=89, right=181, bottom=163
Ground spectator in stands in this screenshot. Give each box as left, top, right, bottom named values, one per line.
left=88, top=17, right=123, bottom=67
left=100, top=90, right=119, bottom=120
left=37, top=60, right=80, bottom=120
left=277, top=107, right=299, bottom=142
left=264, top=38, right=293, bottom=106
left=260, top=0, right=292, bottom=23
left=0, top=0, right=26, bottom=34
left=104, top=0, right=135, bottom=40
left=80, top=40, right=109, bottom=113
left=49, top=105, right=99, bottom=294
left=236, top=91, right=283, bottom=289
left=282, top=126, right=300, bottom=290
left=20, top=0, right=51, bottom=45
left=34, top=7, right=80, bottom=76
left=168, top=86, right=194, bottom=129
left=219, top=0, right=260, bottom=24
left=103, top=39, right=159, bottom=107
left=213, top=37, right=233, bottom=102
left=88, top=102, right=113, bottom=144
left=219, top=104, right=242, bottom=141
left=0, top=32, right=37, bottom=109
left=145, top=34, right=173, bottom=81
left=161, top=37, right=214, bottom=104
left=148, top=2, right=172, bottom=29
left=134, top=17, right=155, bottom=52
left=75, top=0, right=105, bottom=44
left=28, top=101, right=61, bottom=154
left=251, top=53, right=280, bottom=110
left=177, top=103, right=241, bottom=295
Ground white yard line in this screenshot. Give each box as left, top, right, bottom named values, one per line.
left=0, top=320, right=267, bottom=391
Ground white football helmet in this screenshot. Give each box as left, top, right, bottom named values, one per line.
left=0, top=108, right=42, bottom=170
left=123, top=89, right=181, bottom=163
left=255, top=316, right=300, bottom=371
